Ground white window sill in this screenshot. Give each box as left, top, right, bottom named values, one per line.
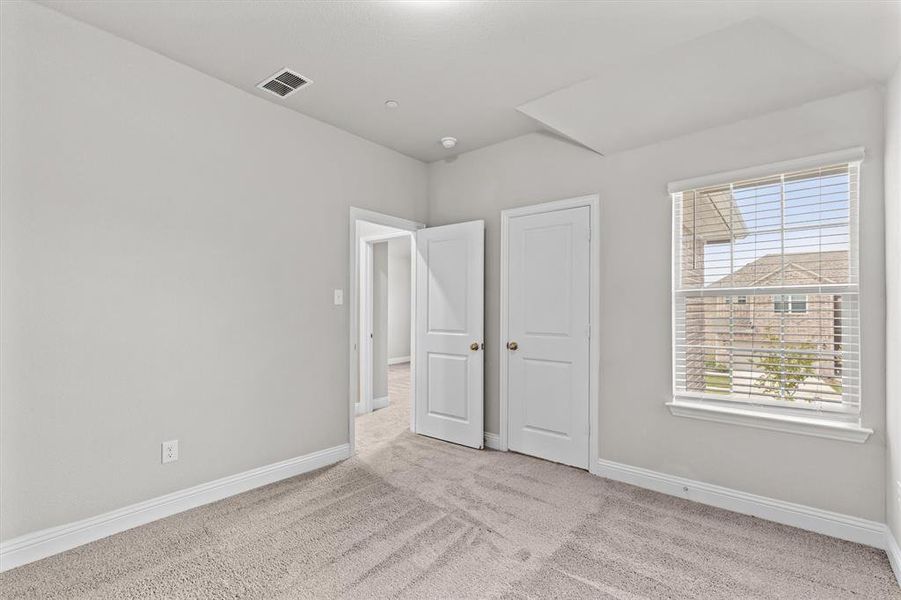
left=666, top=399, right=873, bottom=443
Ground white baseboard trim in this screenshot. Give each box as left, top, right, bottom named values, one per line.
left=887, top=527, right=901, bottom=587
left=484, top=432, right=501, bottom=450
left=371, top=395, right=390, bottom=410
left=387, top=356, right=410, bottom=365
left=593, top=458, right=886, bottom=549
left=355, top=401, right=367, bottom=416
left=0, top=443, right=351, bottom=573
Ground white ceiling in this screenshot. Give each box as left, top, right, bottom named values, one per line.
left=39, top=1, right=901, bottom=162
left=518, top=19, right=876, bottom=156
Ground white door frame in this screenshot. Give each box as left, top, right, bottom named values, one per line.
left=349, top=208, right=423, bottom=455
left=498, top=195, right=600, bottom=468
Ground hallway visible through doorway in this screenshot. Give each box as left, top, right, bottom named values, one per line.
left=356, top=362, right=410, bottom=452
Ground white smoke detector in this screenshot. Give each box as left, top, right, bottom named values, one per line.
left=440, top=137, right=457, bottom=149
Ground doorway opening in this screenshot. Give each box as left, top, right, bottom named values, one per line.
left=349, top=208, right=485, bottom=455
left=349, top=208, right=421, bottom=455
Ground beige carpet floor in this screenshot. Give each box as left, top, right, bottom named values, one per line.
left=1, top=363, right=898, bottom=599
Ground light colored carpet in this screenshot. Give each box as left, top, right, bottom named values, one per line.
left=1, top=363, right=898, bottom=599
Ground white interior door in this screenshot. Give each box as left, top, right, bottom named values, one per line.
left=415, top=221, right=484, bottom=448
left=507, top=206, right=590, bottom=468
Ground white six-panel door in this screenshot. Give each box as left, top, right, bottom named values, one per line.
left=506, top=206, right=590, bottom=468
left=415, top=221, right=484, bottom=448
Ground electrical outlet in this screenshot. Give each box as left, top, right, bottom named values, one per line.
left=333, top=289, right=344, bottom=305
left=161, top=440, right=178, bottom=464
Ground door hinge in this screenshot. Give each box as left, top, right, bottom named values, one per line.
left=586, top=324, right=591, bottom=339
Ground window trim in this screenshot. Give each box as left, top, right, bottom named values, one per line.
left=669, top=149, right=868, bottom=442
left=667, top=147, right=865, bottom=194
left=665, top=400, right=873, bottom=443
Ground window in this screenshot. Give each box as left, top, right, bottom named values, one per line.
left=773, top=294, right=807, bottom=314
left=669, top=151, right=867, bottom=440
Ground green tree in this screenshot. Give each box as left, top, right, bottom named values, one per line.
left=756, top=336, right=816, bottom=401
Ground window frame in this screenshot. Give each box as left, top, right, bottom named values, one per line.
left=667, top=148, right=871, bottom=443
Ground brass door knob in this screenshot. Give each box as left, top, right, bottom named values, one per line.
left=470, top=342, right=480, bottom=351
left=506, top=341, right=518, bottom=351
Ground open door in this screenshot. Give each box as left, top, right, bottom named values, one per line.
left=415, top=221, right=484, bottom=448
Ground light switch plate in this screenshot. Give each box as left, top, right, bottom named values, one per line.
left=334, top=289, right=344, bottom=305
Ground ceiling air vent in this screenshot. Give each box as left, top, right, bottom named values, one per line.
left=257, top=68, right=311, bottom=98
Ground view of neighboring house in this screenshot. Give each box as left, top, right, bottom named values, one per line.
left=703, top=250, right=850, bottom=402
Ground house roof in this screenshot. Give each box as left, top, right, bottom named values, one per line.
left=710, top=250, right=849, bottom=288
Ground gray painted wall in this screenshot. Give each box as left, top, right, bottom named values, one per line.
left=372, top=243, right=389, bottom=400
left=428, top=87, right=887, bottom=521
left=0, top=2, right=427, bottom=541
left=885, top=64, right=901, bottom=542
left=387, top=238, right=411, bottom=362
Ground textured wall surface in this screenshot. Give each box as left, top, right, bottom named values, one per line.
left=372, top=243, right=389, bottom=399
left=0, top=1, right=426, bottom=540
left=388, top=238, right=412, bottom=362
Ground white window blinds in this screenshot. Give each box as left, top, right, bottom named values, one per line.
left=672, top=159, right=861, bottom=421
